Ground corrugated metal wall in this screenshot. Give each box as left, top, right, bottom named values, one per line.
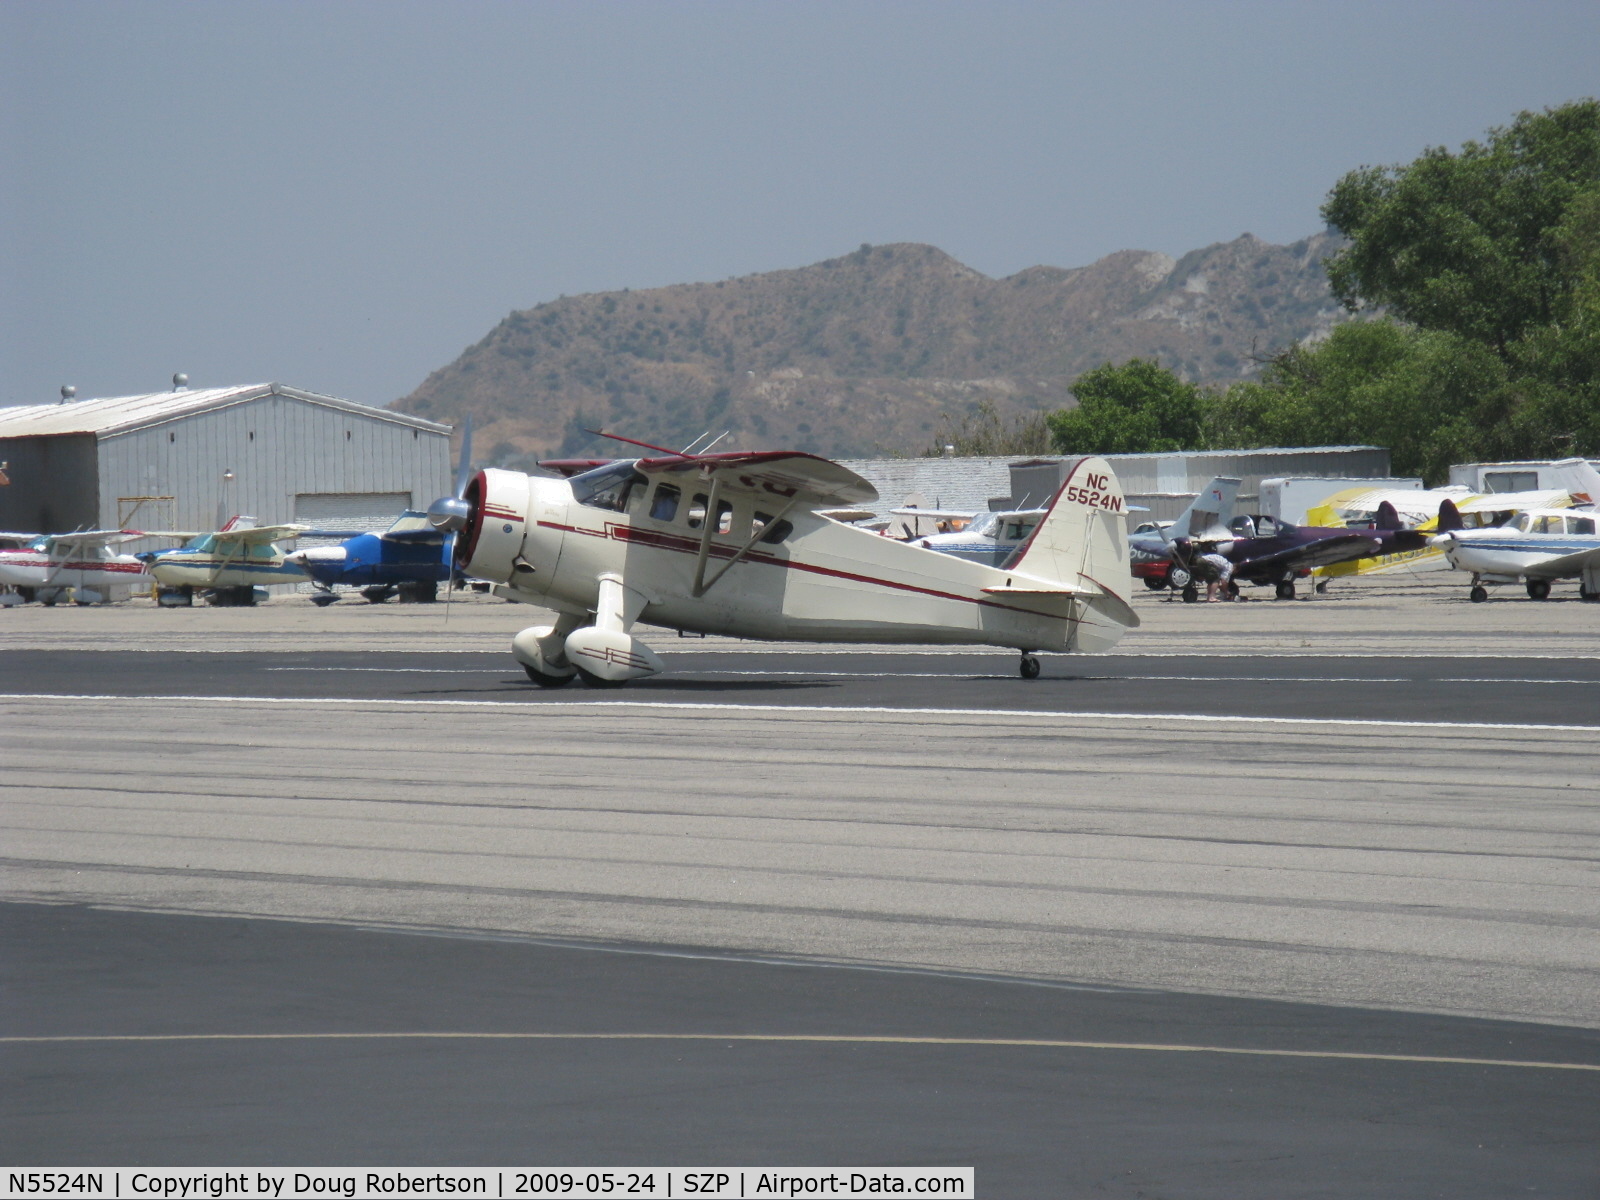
left=96, top=394, right=451, bottom=541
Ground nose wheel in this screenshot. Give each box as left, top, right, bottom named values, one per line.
left=1019, top=653, right=1041, bottom=680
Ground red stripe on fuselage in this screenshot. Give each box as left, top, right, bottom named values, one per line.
left=534, top=520, right=1070, bottom=620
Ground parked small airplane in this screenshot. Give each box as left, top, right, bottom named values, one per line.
left=1172, top=500, right=1431, bottom=600
left=1430, top=499, right=1600, bottom=601
left=909, top=508, right=1046, bottom=567
left=0, top=529, right=161, bottom=604
left=424, top=433, right=1139, bottom=685
left=139, top=516, right=312, bottom=605
left=284, top=509, right=457, bottom=605
left=1127, top=476, right=1242, bottom=591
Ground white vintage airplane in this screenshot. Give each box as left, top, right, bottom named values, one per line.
left=139, top=516, right=313, bottom=605
left=1430, top=499, right=1600, bottom=602
left=425, top=433, right=1139, bottom=685
left=0, top=529, right=159, bottom=604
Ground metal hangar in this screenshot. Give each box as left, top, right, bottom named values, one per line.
left=0, top=380, right=453, bottom=538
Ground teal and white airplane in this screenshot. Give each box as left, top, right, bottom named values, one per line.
left=139, top=516, right=312, bottom=606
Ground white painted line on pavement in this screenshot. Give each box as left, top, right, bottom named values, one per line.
left=2, top=692, right=1596, bottom=733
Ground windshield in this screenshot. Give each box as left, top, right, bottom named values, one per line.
left=569, top=460, right=647, bottom=513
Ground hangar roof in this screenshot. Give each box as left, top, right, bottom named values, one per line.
left=0, top=383, right=451, bottom=439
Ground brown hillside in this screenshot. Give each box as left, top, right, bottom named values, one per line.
left=396, top=233, right=1346, bottom=462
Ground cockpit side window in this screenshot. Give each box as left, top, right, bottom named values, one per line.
left=570, top=461, right=647, bottom=513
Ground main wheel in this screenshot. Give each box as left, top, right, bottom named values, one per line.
left=1143, top=576, right=1167, bottom=591
left=1526, top=579, right=1551, bottom=601
left=310, top=592, right=338, bottom=607
left=574, top=665, right=629, bottom=689
left=1581, top=588, right=1600, bottom=603
left=1469, top=585, right=1488, bottom=603
left=1275, top=579, right=1296, bottom=600
left=1019, top=653, right=1041, bottom=680
left=1181, top=584, right=1199, bottom=603
left=522, top=663, right=577, bottom=688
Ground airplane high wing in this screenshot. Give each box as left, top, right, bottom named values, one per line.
left=429, top=444, right=1138, bottom=685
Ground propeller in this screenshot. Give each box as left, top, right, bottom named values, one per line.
left=427, top=415, right=475, bottom=536
left=426, top=416, right=473, bottom=621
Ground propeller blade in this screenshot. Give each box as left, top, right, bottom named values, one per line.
left=427, top=416, right=474, bottom=532
left=453, top=416, right=474, bottom=499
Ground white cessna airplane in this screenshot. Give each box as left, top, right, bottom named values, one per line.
left=426, top=433, right=1139, bottom=685
left=0, top=529, right=161, bottom=604
left=1431, top=498, right=1600, bottom=602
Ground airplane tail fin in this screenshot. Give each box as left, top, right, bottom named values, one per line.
left=1436, top=498, right=1465, bottom=533
left=1375, top=499, right=1404, bottom=531
left=1551, top=457, right=1600, bottom=507
left=1009, top=457, right=1138, bottom=644
left=1166, top=476, right=1242, bottom=543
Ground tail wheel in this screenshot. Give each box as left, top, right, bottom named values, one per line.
left=1019, top=653, right=1041, bottom=680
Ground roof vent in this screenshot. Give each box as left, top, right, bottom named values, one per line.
left=172, top=373, right=189, bottom=391
left=59, top=385, right=76, bottom=404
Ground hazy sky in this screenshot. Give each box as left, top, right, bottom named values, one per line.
left=4, top=0, right=1598, bottom=410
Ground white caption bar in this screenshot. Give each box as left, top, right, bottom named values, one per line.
left=2, top=1170, right=975, bottom=1199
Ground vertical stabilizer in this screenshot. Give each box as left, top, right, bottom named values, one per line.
left=1552, top=457, right=1600, bottom=508
left=1166, top=476, right=1242, bottom=542
left=1010, top=457, right=1137, bottom=640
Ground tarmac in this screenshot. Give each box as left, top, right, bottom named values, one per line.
left=3, top=568, right=1598, bottom=1190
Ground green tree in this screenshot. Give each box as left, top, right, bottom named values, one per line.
left=1047, top=359, right=1207, bottom=455
left=1322, top=99, right=1600, bottom=356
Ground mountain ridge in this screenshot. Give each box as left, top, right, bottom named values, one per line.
left=395, top=232, right=1349, bottom=461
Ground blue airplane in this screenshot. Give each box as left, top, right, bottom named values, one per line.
left=284, top=510, right=460, bottom=604
left=285, top=418, right=476, bottom=606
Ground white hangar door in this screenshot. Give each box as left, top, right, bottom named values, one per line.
left=294, top=491, right=413, bottom=535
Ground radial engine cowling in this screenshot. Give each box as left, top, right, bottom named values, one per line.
left=457, top=469, right=532, bottom=583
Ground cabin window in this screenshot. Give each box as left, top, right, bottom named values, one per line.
left=755, top=513, right=793, bottom=544
left=1570, top=516, right=1596, bottom=535
left=686, top=493, right=708, bottom=529
left=715, top=500, right=736, bottom=536
left=570, top=460, right=646, bottom=513
left=1533, top=515, right=1560, bottom=533
left=649, top=483, right=681, bottom=522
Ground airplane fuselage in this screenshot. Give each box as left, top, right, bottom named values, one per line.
left=470, top=467, right=1130, bottom=653
left=146, top=546, right=307, bottom=589
left=0, top=549, right=148, bottom=591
